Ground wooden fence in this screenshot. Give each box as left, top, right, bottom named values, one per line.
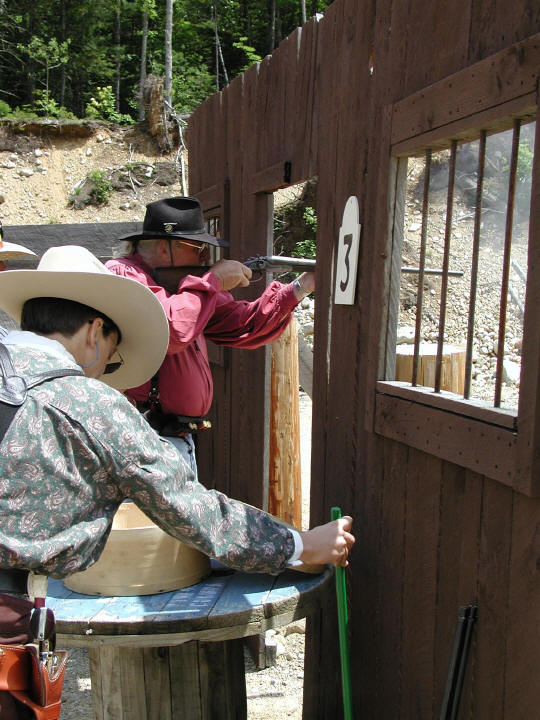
left=187, top=1, right=540, bottom=718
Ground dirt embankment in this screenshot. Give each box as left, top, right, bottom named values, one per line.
left=0, top=121, right=186, bottom=228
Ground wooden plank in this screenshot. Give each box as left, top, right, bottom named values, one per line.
left=136, top=575, right=229, bottom=634
left=76, top=588, right=179, bottom=635
left=50, top=593, right=118, bottom=636
left=504, top=492, right=540, bottom=717
left=392, top=92, right=536, bottom=158
left=282, top=18, right=319, bottom=183
left=196, top=183, right=222, bottom=213
left=432, top=462, right=468, bottom=715
left=169, top=643, right=202, bottom=720
left=143, top=647, right=172, bottom=720
left=362, top=104, right=397, bottom=435
left=265, top=37, right=288, bottom=169
left=198, top=640, right=247, bottom=720
left=119, top=648, right=147, bottom=720
left=391, top=33, right=540, bottom=146
left=471, top=478, right=513, bottom=718
left=303, top=8, right=344, bottom=715
left=374, top=393, right=517, bottom=485
left=402, top=0, right=471, bottom=94
left=95, top=646, right=124, bottom=719
left=376, top=380, right=517, bottom=430
left=468, top=0, right=540, bottom=62
left=251, top=160, right=292, bottom=194
left=401, top=448, right=441, bottom=718
left=515, top=112, right=540, bottom=495
left=206, top=572, right=275, bottom=629
left=262, top=568, right=331, bottom=621
left=87, top=647, right=104, bottom=720
left=449, top=469, right=483, bottom=717
left=376, top=438, right=408, bottom=718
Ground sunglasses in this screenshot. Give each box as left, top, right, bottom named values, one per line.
left=104, top=350, right=124, bottom=375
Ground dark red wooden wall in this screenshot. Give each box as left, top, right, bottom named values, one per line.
left=187, top=2, right=540, bottom=717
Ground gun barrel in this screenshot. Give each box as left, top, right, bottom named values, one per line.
left=244, top=255, right=316, bottom=272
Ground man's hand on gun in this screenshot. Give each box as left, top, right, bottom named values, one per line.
left=210, top=258, right=253, bottom=290
left=300, top=516, right=355, bottom=568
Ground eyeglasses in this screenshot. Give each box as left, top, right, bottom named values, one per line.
left=104, top=350, right=124, bottom=375
left=176, top=239, right=209, bottom=255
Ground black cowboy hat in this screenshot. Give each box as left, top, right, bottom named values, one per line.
left=118, top=196, right=229, bottom=247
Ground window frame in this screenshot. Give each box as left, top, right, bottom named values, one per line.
left=372, top=36, right=540, bottom=496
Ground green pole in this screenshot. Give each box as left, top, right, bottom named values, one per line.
left=331, top=506, right=354, bottom=720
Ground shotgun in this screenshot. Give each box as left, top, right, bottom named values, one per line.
left=153, top=255, right=316, bottom=293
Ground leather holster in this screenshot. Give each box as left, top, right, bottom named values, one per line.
left=1, top=643, right=68, bottom=720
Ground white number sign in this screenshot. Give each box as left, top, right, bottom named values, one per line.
left=334, top=195, right=361, bottom=305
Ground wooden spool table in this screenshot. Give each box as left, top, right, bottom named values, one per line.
left=46, top=564, right=332, bottom=719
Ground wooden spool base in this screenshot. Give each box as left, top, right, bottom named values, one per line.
left=88, top=639, right=246, bottom=720
left=395, top=343, right=466, bottom=395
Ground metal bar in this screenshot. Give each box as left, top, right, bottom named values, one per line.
left=464, top=131, right=487, bottom=399
left=494, top=119, right=521, bottom=407
left=412, top=149, right=432, bottom=387
left=439, top=606, right=469, bottom=720
left=449, top=605, right=478, bottom=720
left=401, top=266, right=463, bottom=276
left=435, top=141, right=457, bottom=393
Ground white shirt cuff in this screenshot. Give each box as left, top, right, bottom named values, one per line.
left=287, top=529, right=304, bottom=566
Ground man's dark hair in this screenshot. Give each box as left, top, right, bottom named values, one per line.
left=21, top=297, right=122, bottom=344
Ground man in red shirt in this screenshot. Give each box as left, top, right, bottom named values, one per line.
left=106, top=196, right=314, bottom=477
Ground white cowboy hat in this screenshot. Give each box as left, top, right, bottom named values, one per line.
left=0, top=239, right=37, bottom=260
left=0, top=245, right=169, bottom=390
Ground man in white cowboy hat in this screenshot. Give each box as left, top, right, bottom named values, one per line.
left=0, top=221, right=38, bottom=341
left=0, top=246, right=353, bottom=718
left=106, top=196, right=315, bottom=477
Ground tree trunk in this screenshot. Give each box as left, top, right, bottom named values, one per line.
left=114, top=1, right=121, bottom=112
left=300, top=0, right=306, bottom=24
left=213, top=5, right=228, bottom=89
left=268, top=0, right=275, bottom=53
left=139, top=10, right=148, bottom=121
left=60, top=0, right=66, bottom=106
left=164, top=0, right=174, bottom=108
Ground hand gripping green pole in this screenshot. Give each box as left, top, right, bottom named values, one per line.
left=331, top=506, right=354, bottom=720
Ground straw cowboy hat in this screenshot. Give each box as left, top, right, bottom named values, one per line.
left=0, top=221, right=37, bottom=260
left=0, top=245, right=169, bottom=390
left=118, top=196, right=229, bottom=247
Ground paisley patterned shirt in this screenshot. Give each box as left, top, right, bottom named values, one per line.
left=0, top=335, right=294, bottom=578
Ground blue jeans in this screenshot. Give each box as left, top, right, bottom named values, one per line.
left=166, top=433, right=198, bottom=482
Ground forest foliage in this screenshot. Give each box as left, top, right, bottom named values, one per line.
left=0, top=0, right=331, bottom=122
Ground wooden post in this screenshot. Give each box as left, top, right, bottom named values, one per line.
left=268, top=317, right=302, bottom=528
left=395, top=342, right=466, bottom=394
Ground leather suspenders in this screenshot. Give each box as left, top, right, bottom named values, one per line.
left=0, top=343, right=83, bottom=444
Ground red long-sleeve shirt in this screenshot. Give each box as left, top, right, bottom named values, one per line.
left=106, top=254, right=299, bottom=416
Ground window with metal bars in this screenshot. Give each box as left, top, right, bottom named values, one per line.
left=393, top=120, right=534, bottom=412
left=374, top=108, right=538, bottom=494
